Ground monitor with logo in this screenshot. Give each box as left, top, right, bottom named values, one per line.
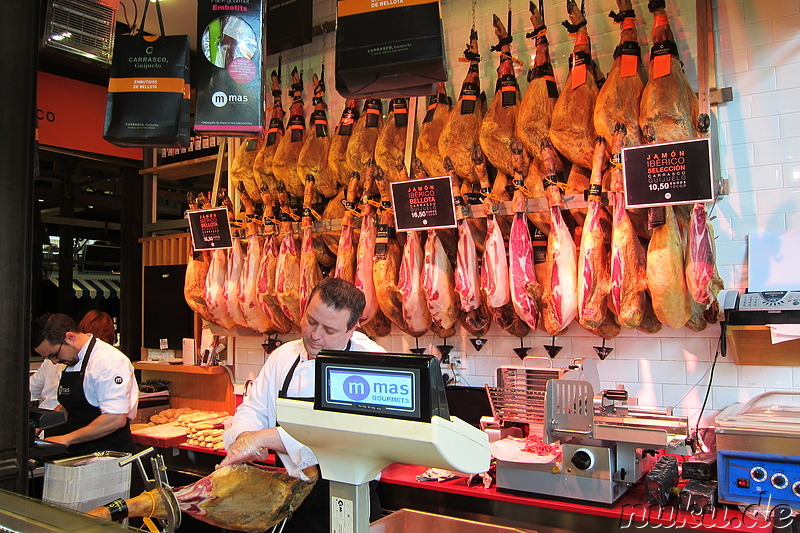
left=314, top=351, right=450, bottom=423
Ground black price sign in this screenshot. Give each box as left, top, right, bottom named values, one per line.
left=622, top=137, right=714, bottom=208
left=187, top=207, right=233, bottom=251
left=390, top=176, right=457, bottom=232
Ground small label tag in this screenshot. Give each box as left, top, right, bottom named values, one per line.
left=311, top=110, right=328, bottom=138
left=500, top=74, right=518, bottom=107
left=617, top=41, right=641, bottom=77
left=159, top=338, right=169, bottom=350
left=460, top=82, right=479, bottom=115
left=288, top=115, right=305, bottom=142
left=365, top=100, right=382, bottom=128
left=392, top=99, right=408, bottom=127
left=651, top=41, right=678, bottom=79
left=338, top=106, right=358, bottom=136
left=570, top=51, right=591, bottom=89
left=266, top=117, right=284, bottom=146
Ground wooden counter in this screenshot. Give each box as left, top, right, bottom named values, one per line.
left=134, top=361, right=235, bottom=414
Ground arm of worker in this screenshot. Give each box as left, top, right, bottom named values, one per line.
left=220, top=427, right=317, bottom=480
left=45, top=413, right=128, bottom=446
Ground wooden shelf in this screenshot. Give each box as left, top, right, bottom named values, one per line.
left=139, top=154, right=227, bottom=181
left=726, top=325, right=800, bottom=366
left=134, top=361, right=228, bottom=375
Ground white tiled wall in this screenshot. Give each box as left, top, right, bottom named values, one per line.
left=231, top=0, right=800, bottom=429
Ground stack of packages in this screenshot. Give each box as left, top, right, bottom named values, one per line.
left=177, top=411, right=231, bottom=451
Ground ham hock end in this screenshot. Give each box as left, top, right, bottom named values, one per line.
left=90, top=464, right=319, bottom=533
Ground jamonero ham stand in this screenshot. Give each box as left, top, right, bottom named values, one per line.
left=277, top=350, right=492, bottom=533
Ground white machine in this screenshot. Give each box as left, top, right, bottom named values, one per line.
left=277, top=350, right=491, bottom=533
left=487, top=359, right=692, bottom=506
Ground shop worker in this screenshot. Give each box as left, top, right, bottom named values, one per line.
left=221, top=277, right=386, bottom=532
left=31, top=312, right=138, bottom=455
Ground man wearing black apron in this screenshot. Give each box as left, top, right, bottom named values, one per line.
left=221, top=278, right=386, bottom=532
left=31, top=313, right=138, bottom=456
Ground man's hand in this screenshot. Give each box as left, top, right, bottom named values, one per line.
left=218, top=430, right=274, bottom=467
left=45, top=434, right=71, bottom=446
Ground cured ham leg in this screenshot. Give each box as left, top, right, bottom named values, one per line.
left=256, top=203, right=294, bottom=334
left=594, top=0, right=644, bottom=148
left=205, top=193, right=238, bottom=330
left=253, top=70, right=284, bottom=200
left=275, top=184, right=302, bottom=327
left=231, top=138, right=263, bottom=203
left=347, top=99, right=383, bottom=192
left=541, top=141, right=577, bottom=335
left=423, top=229, right=458, bottom=336
left=272, top=68, right=306, bottom=198
left=329, top=99, right=360, bottom=189
left=398, top=229, right=432, bottom=334
left=90, top=465, right=318, bottom=533
left=549, top=0, right=598, bottom=170
left=647, top=206, right=691, bottom=328
left=608, top=124, right=648, bottom=329
left=576, top=137, right=620, bottom=339
left=224, top=237, right=249, bottom=329
left=375, top=98, right=411, bottom=183
left=333, top=175, right=360, bottom=284
left=298, top=71, right=337, bottom=199
left=440, top=30, right=483, bottom=188
left=417, top=83, right=450, bottom=178
left=299, top=177, right=323, bottom=316
left=238, top=185, right=274, bottom=333
left=508, top=141, right=541, bottom=330
left=373, top=166, right=423, bottom=336
left=479, top=12, right=520, bottom=178
left=685, top=203, right=723, bottom=306
left=184, top=194, right=214, bottom=323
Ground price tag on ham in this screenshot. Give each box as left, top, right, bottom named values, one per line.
left=187, top=207, right=233, bottom=251
left=621, top=137, right=714, bottom=208
left=390, top=175, right=457, bottom=232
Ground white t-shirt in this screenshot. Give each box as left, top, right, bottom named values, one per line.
left=224, top=331, right=386, bottom=477
left=61, top=336, right=139, bottom=419
left=29, top=359, right=63, bottom=410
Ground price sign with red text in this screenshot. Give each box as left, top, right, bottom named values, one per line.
left=390, top=176, right=457, bottom=232
left=187, top=208, right=233, bottom=251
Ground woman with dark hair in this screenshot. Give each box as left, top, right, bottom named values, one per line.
left=77, top=310, right=116, bottom=345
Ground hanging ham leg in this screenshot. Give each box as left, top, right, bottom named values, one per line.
left=375, top=98, right=412, bottom=183
left=184, top=194, right=214, bottom=323
left=253, top=69, right=284, bottom=200
left=224, top=239, right=249, bottom=329
left=238, top=184, right=274, bottom=333
left=608, top=124, right=648, bottom=329
left=272, top=67, right=306, bottom=199
left=373, top=166, right=423, bottom=336
left=231, top=138, right=263, bottom=203
left=507, top=141, right=542, bottom=330
left=256, top=202, right=294, bottom=334
left=439, top=29, right=483, bottom=188
left=347, top=99, right=383, bottom=191
left=685, top=203, right=723, bottom=306
left=541, top=141, right=577, bottom=335
left=417, top=83, right=450, bottom=178
left=549, top=0, right=599, bottom=170
left=647, top=205, right=691, bottom=328
left=398, top=229, right=432, bottom=334
left=299, top=176, right=323, bottom=316
left=275, top=184, right=302, bottom=327
left=479, top=12, right=520, bottom=178
left=423, top=229, right=458, bottom=336
left=333, top=176, right=360, bottom=284
left=594, top=0, right=644, bottom=147
left=329, top=99, right=360, bottom=189
left=298, top=71, right=337, bottom=199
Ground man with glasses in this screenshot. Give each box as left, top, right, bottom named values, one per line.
left=31, top=312, right=138, bottom=455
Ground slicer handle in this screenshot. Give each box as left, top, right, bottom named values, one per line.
left=603, top=389, right=628, bottom=402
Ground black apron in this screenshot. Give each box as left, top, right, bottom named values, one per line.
left=47, top=336, right=135, bottom=456
left=278, top=342, right=380, bottom=533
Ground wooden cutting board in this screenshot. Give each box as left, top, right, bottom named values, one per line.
left=131, top=422, right=188, bottom=448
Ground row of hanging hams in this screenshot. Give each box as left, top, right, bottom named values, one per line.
left=185, top=0, right=722, bottom=342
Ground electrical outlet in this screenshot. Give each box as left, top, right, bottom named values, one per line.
left=450, top=353, right=467, bottom=372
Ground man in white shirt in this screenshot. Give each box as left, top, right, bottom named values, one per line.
left=221, top=278, right=386, bottom=532
left=31, top=313, right=139, bottom=456
left=29, top=359, right=63, bottom=410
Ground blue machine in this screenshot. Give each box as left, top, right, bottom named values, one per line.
left=716, top=392, right=800, bottom=511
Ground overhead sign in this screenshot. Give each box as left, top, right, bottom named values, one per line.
left=390, top=175, right=457, bottom=231
left=622, top=137, right=714, bottom=208
left=187, top=208, right=233, bottom=251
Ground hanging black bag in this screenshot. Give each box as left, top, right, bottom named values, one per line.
left=103, top=0, right=191, bottom=147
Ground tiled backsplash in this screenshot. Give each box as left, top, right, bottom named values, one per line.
left=230, top=0, right=800, bottom=429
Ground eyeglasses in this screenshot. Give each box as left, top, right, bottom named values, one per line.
left=45, top=342, right=64, bottom=361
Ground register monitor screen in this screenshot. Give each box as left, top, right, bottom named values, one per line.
left=315, top=351, right=450, bottom=423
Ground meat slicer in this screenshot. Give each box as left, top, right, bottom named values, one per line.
left=486, top=359, right=693, bottom=506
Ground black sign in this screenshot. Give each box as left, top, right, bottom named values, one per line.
left=622, top=137, right=714, bottom=208
left=187, top=207, right=233, bottom=251
left=390, top=176, right=457, bottom=232
left=266, top=0, right=312, bottom=55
